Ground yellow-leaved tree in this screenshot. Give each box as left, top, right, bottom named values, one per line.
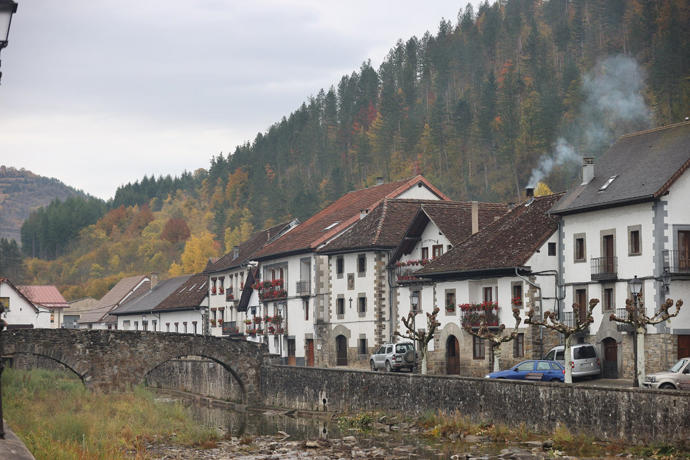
left=178, top=232, right=219, bottom=274
left=224, top=208, right=255, bottom=253
left=534, top=181, right=553, bottom=196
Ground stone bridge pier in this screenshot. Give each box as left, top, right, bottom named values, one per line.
left=4, top=329, right=267, bottom=404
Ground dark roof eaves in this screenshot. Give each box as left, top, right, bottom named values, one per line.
left=419, top=266, right=531, bottom=279
left=550, top=194, right=655, bottom=216
left=318, top=245, right=396, bottom=256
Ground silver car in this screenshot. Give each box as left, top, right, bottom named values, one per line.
left=642, top=357, right=690, bottom=390
left=544, top=344, right=601, bottom=378
left=370, top=342, right=416, bottom=372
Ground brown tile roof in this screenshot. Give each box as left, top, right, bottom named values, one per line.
left=0, top=278, right=41, bottom=313
left=206, top=221, right=294, bottom=273
left=78, top=275, right=150, bottom=324
left=64, top=297, right=99, bottom=315
left=551, top=122, right=690, bottom=215
left=417, top=193, right=563, bottom=276
left=318, top=199, right=508, bottom=254
left=16, top=285, right=68, bottom=309
left=253, top=176, right=449, bottom=259
left=153, top=273, right=208, bottom=312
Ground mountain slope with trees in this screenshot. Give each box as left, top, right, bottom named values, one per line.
left=13, top=0, right=690, bottom=299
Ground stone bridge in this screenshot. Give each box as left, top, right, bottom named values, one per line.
left=3, top=329, right=267, bottom=404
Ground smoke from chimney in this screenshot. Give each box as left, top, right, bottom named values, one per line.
left=526, top=55, right=651, bottom=188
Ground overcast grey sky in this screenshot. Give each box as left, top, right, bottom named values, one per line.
left=0, top=1, right=480, bottom=200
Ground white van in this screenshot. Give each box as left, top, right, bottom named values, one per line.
left=544, top=344, right=601, bottom=378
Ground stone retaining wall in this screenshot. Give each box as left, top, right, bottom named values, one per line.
left=260, top=365, right=690, bottom=444
left=145, top=358, right=243, bottom=402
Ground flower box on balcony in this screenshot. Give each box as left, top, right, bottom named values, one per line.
left=253, top=317, right=262, bottom=324
left=511, top=297, right=523, bottom=307
left=210, top=319, right=217, bottom=327
left=244, top=319, right=252, bottom=325
left=219, top=286, right=224, bottom=294
left=460, top=302, right=500, bottom=328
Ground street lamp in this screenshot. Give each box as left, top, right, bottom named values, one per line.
left=0, top=0, right=18, bottom=84
left=629, top=275, right=642, bottom=387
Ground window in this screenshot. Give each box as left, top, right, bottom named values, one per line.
left=358, top=296, right=366, bottom=315
left=548, top=242, right=556, bottom=256
left=183, top=322, right=188, bottom=333
left=473, top=336, right=485, bottom=359
left=512, top=283, right=523, bottom=306
left=123, top=320, right=130, bottom=330
left=304, top=299, right=309, bottom=321
left=174, top=322, right=179, bottom=333
left=358, top=338, right=368, bottom=355
left=575, top=288, right=587, bottom=321
left=447, top=244, right=452, bottom=252
left=513, top=333, right=524, bottom=357
left=536, top=361, right=551, bottom=371
left=336, top=297, right=345, bottom=316
left=603, top=287, right=614, bottom=311
left=240, top=272, right=244, bottom=289
left=166, top=322, right=170, bottom=332
left=432, top=245, right=443, bottom=259
left=192, top=321, right=197, bottom=334
left=347, top=273, right=354, bottom=290
left=628, top=227, right=641, bottom=256
left=483, top=287, right=493, bottom=303
left=574, top=234, right=586, bottom=262
left=357, top=254, right=366, bottom=276
left=336, top=256, right=344, bottom=278
left=445, top=290, right=456, bottom=314
left=152, top=320, right=157, bottom=331
left=516, top=361, right=533, bottom=372
left=421, top=247, right=429, bottom=260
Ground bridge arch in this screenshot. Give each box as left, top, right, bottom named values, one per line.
left=5, top=351, right=87, bottom=384
left=5, top=329, right=267, bottom=404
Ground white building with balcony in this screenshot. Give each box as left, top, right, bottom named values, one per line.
left=550, top=121, right=690, bottom=378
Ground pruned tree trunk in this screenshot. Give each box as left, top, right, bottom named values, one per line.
left=421, top=348, right=428, bottom=375
left=636, top=326, right=645, bottom=386
left=564, top=334, right=573, bottom=384
left=493, top=352, right=500, bottom=373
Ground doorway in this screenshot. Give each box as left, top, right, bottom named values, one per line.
left=287, top=338, right=296, bottom=366
left=446, top=335, right=460, bottom=374
left=602, top=337, right=618, bottom=378
left=335, top=335, right=348, bottom=366
left=305, top=338, right=314, bottom=367
left=678, top=335, right=690, bottom=359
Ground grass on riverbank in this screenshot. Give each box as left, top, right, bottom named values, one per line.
left=2, top=368, right=219, bottom=460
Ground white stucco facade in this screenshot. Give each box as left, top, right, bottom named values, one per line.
left=0, top=280, right=52, bottom=329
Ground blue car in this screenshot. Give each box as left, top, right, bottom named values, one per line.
left=485, top=360, right=565, bottom=382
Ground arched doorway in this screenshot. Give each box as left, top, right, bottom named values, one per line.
left=602, top=337, right=618, bottom=378
left=446, top=335, right=460, bottom=374
left=335, top=335, right=348, bottom=366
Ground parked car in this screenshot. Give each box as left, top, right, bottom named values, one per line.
left=543, top=344, right=601, bottom=378
left=485, top=360, right=565, bottom=382
left=642, top=357, right=690, bottom=390
left=369, top=342, right=417, bottom=372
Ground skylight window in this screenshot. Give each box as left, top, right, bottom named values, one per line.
left=324, top=221, right=340, bottom=231
left=599, top=175, right=618, bottom=191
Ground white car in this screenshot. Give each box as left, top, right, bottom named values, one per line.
left=543, top=344, right=601, bottom=378
left=643, top=357, right=690, bottom=390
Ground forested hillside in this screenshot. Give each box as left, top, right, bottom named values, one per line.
left=0, top=166, right=88, bottom=242
left=15, top=0, right=690, bottom=299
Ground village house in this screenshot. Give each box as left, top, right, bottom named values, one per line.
left=77, top=274, right=151, bottom=329
left=62, top=297, right=98, bottom=329
left=0, top=278, right=52, bottom=329
left=414, top=193, right=563, bottom=376
left=17, top=284, right=69, bottom=328
left=147, top=273, right=209, bottom=334
left=317, top=198, right=507, bottom=368
left=205, top=221, right=296, bottom=340
left=550, top=121, right=690, bottom=378
left=111, top=275, right=191, bottom=332
left=248, top=176, right=450, bottom=366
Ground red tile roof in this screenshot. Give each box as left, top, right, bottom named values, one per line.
left=253, top=176, right=449, bottom=259
left=17, top=285, right=68, bottom=309
left=417, top=193, right=563, bottom=276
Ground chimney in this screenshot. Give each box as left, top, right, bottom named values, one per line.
left=150, top=272, right=159, bottom=290
left=360, top=209, right=369, bottom=220
left=582, top=157, right=594, bottom=185
left=471, top=201, right=479, bottom=235
left=376, top=176, right=384, bottom=186
left=232, top=245, right=239, bottom=260
left=525, top=187, right=534, bottom=198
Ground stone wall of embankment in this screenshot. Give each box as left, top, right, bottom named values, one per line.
left=260, top=365, right=690, bottom=444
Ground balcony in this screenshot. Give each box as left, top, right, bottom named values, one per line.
left=663, top=250, right=690, bottom=275
left=226, top=289, right=236, bottom=302
left=255, top=279, right=287, bottom=302
left=394, top=263, right=427, bottom=284
left=221, top=320, right=240, bottom=335
left=614, top=307, right=634, bottom=333
left=591, top=256, right=617, bottom=281
left=296, top=280, right=311, bottom=297
left=460, top=303, right=500, bottom=328
left=562, top=311, right=590, bottom=335
left=245, top=315, right=286, bottom=336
